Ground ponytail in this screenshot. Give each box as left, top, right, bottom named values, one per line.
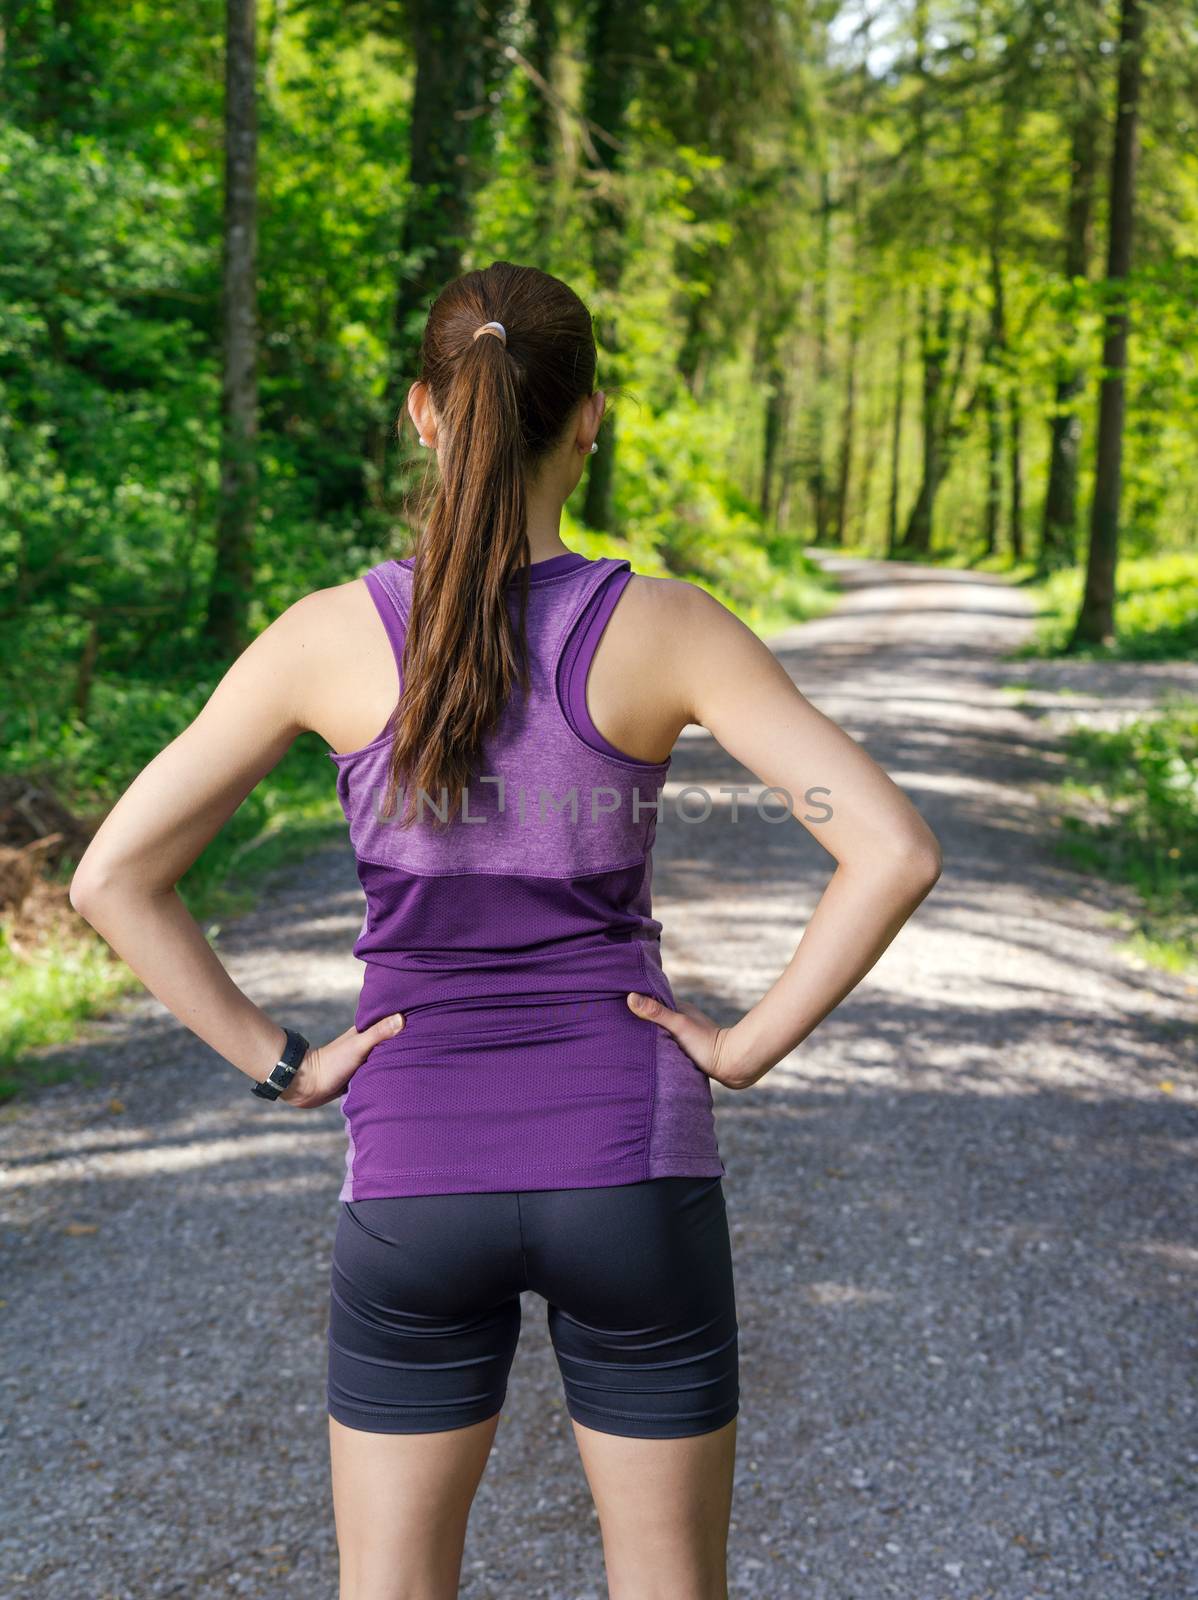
left=381, top=262, right=597, bottom=828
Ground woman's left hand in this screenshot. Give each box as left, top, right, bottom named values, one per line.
left=626, top=991, right=768, bottom=1091
left=281, top=1013, right=406, bottom=1108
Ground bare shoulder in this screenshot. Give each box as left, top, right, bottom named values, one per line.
left=622, top=571, right=757, bottom=639
left=616, top=572, right=736, bottom=653
left=618, top=572, right=783, bottom=727
left=228, top=574, right=393, bottom=751
left=247, top=575, right=384, bottom=685
left=272, top=575, right=374, bottom=643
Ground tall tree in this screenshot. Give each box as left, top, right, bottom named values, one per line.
left=579, top=0, right=644, bottom=533
left=833, top=277, right=860, bottom=545
left=1070, top=0, right=1146, bottom=648
left=901, top=286, right=948, bottom=553
left=204, top=0, right=259, bottom=657
left=1041, top=91, right=1102, bottom=570
left=758, top=315, right=790, bottom=525
left=664, top=2, right=806, bottom=402
left=979, top=63, right=1023, bottom=561
left=1007, top=376, right=1024, bottom=562
left=887, top=289, right=908, bottom=557
left=525, top=0, right=561, bottom=249
left=895, top=0, right=937, bottom=556
left=806, top=165, right=833, bottom=544
left=854, top=336, right=882, bottom=549
left=981, top=238, right=1006, bottom=557
left=375, top=0, right=506, bottom=487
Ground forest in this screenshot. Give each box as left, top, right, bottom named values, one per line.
left=2, top=0, right=1196, bottom=1078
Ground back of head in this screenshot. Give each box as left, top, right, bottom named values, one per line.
left=384, top=261, right=598, bottom=827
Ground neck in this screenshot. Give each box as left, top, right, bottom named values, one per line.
left=523, top=475, right=572, bottom=563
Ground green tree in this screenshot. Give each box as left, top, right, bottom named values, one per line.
left=1070, top=0, right=1147, bottom=648
left=204, top=0, right=259, bottom=658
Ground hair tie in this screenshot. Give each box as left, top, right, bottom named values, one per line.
left=472, top=320, right=507, bottom=347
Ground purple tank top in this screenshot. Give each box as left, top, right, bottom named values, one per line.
left=328, top=549, right=725, bottom=1199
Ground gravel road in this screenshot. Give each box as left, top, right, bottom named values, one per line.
left=2, top=554, right=1195, bottom=1600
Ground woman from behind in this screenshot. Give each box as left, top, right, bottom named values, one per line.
left=71, top=260, right=941, bottom=1600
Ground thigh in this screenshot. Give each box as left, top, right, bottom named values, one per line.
left=330, top=1411, right=501, bottom=1600
left=523, top=1176, right=740, bottom=1599
left=570, top=1414, right=737, bottom=1600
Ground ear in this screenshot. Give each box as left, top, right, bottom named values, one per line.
left=406, top=380, right=436, bottom=445
left=576, top=390, right=605, bottom=452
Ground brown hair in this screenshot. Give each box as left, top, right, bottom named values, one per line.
left=381, top=261, right=598, bottom=828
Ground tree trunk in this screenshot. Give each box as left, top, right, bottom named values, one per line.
left=901, top=286, right=946, bottom=554
left=376, top=1, right=505, bottom=485
left=73, top=617, right=101, bottom=721
left=760, top=335, right=787, bottom=524
left=832, top=56, right=870, bottom=548
left=833, top=292, right=859, bottom=543
left=1008, top=380, right=1024, bottom=561
left=855, top=338, right=881, bottom=549
left=894, top=0, right=929, bottom=558
left=204, top=0, right=258, bottom=658
left=903, top=290, right=974, bottom=555
left=578, top=0, right=643, bottom=532
left=1071, top=0, right=1145, bottom=649
left=982, top=237, right=1007, bottom=557
left=776, top=298, right=805, bottom=535
left=887, top=291, right=907, bottom=557
left=526, top=0, right=560, bottom=248
left=983, top=382, right=1001, bottom=557
left=1041, top=97, right=1100, bottom=571
left=807, top=167, right=833, bottom=544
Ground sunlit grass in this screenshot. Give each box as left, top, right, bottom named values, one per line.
left=1053, top=696, right=1198, bottom=973
left=0, top=926, right=130, bottom=1100
left=1017, top=551, right=1198, bottom=661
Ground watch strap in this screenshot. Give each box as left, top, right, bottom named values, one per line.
left=251, top=1028, right=310, bottom=1101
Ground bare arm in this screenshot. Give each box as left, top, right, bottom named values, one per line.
left=68, top=590, right=404, bottom=1106
left=626, top=581, right=942, bottom=1087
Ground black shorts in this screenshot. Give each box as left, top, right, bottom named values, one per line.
left=326, top=1174, right=739, bottom=1440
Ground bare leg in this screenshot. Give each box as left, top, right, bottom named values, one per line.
left=329, top=1411, right=500, bottom=1600
left=571, top=1415, right=738, bottom=1600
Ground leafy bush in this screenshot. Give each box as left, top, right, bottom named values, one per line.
left=1058, top=697, right=1198, bottom=967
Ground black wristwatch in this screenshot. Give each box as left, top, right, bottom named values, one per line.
left=251, top=1028, right=310, bottom=1101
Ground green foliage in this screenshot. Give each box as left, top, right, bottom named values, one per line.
left=1057, top=698, right=1198, bottom=969
left=0, top=124, right=215, bottom=562
left=600, top=387, right=831, bottom=625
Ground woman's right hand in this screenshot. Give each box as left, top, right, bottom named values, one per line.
left=281, top=1012, right=406, bottom=1108
left=626, top=991, right=768, bottom=1090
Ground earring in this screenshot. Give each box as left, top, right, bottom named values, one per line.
left=589, top=441, right=598, bottom=454
left=419, top=436, right=429, bottom=447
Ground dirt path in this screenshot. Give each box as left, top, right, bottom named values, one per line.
left=3, top=556, right=1195, bottom=1599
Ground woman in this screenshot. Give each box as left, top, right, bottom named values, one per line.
left=70, top=260, right=941, bottom=1600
